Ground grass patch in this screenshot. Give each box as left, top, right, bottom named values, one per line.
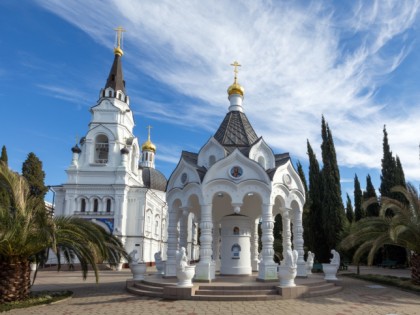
left=0, top=290, right=72, bottom=312
left=343, top=273, right=420, bottom=294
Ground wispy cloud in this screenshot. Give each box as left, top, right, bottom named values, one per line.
left=37, top=0, right=420, bottom=180
left=37, top=84, right=91, bottom=107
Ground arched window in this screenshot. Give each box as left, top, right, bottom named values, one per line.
left=80, top=199, right=86, bottom=212
left=93, top=199, right=98, bottom=212
left=258, top=156, right=266, bottom=169
left=106, top=199, right=111, bottom=212
left=233, top=226, right=240, bottom=235
left=95, top=135, right=109, bottom=164
left=209, top=155, right=216, bottom=167
left=155, top=220, right=159, bottom=235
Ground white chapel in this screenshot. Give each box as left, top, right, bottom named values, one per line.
left=164, top=62, right=307, bottom=281
left=53, top=29, right=175, bottom=263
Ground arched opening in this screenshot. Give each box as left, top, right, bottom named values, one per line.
left=80, top=199, right=86, bottom=212
left=106, top=199, right=111, bottom=213
left=95, top=134, right=109, bottom=164
left=93, top=199, right=99, bottom=212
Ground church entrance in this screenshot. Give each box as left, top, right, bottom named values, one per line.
left=219, top=214, right=252, bottom=275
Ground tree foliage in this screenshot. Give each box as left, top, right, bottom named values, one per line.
left=364, top=174, right=379, bottom=217
left=341, top=184, right=420, bottom=284
left=0, top=146, right=8, bottom=165
left=354, top=174, right=364, bottom=221
left=345, top=193, right=354, bottom=223
left=21, top=153, right=48, bottom=211
left=320, top=117, right=344, bottom=259
left=0, top=162, right=127, bottom=302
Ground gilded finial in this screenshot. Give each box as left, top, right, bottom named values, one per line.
left=142, top=125, right=156, bottom=153
left=146, top=125, right=152, bottom=141
left=230, top=61, right=241, bottom=84
left=227, top=60, right=244, bottom=96
left=114, top=26, right=126, bottom=56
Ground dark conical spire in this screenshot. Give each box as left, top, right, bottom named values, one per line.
left=105, top=26, right=126, bottom=94
left=105, top=54, right=126, bottom=94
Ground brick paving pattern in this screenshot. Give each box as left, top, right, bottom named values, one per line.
left=7, top=266, right=420, bottom=315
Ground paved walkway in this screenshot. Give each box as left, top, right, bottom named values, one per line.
left=7, top=266, right=420, bottom=315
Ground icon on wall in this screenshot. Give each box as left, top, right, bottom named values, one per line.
left=230, top=166, right=243, bottom=179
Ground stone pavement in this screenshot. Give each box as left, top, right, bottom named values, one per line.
left=6, top=266, right=420, bottom=315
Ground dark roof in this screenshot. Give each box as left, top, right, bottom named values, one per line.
left=181, top=151, right=207, bottom=182
left=141, top=167, right=167, bottom=191
left=266, top=153, right=291, bottom=180
left=214, top=111, right=258, bottom=153
left=105, top=54, right=126, bottom=93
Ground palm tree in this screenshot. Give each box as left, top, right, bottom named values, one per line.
left=0, top=162, right=127, bottom=302
left=340, top=184, right=420, bottom=284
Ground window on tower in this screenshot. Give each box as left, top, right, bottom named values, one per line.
left=93, top=199, right=99, bottom=212
left=95, top=135, right=109, bottom=164
left=106, top=199, right=111, bottom=213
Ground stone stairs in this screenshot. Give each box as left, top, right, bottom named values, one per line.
left=126, top=278, right=342, bottom=300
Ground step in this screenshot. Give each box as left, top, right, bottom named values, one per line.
left=133, top=282, right=164, bottom=293
left=195, top=289, right=277, bottom=296
left=308, top=282, right=335, bottom=291
left=198, top=285, right=276, bottom=290
left=192, top=294, right=283, bottom=301
left=141, top=279, right=173, bottom=288
left=127, top=285, right=163, bottom=298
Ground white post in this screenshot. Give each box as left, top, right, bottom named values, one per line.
left=179, top=207, right=189, bottom=250
left=251, top=218, right=260, bottom=271
left=164, top=210, right=179, bottom=277
left=195, top=204, right=215, bottom=281
left=258, top=203, right=277, bottom=280
left=281, top=208, right=292, bottom=261
left=292, top=210, right=307, bottom=277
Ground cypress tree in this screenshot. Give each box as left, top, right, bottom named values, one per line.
left=379, top=127, right=407, bottom=263
left=320, top=117, right=344, bottom=259
left=307, top=140, right=327, bottom=261
left=380, top=126, right=396, bottom=198
left=354, top=174, right=364, bottom=221
left=345, top=193, right=354, bottom=223
left=363, top=174, right=380, bottom=217
left=22, top=152, right=48, bottom=210
left=296, top=161, right=308, bottom=194
left=0, top=145, right=8, bottom=165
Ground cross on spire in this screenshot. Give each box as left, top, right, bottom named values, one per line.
left=230, top=61, right=241, bottom=83
left=146, top=125, right=152, bottom=140
left=114, top=26, right=125, bottom=49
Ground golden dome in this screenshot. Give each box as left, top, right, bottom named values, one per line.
left=142, top=125, right=156, bottom=152
left=227, top=82, right=244, bottom=96
left=227, top=61, right=244, bottom=97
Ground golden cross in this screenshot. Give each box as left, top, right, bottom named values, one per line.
left=230, top=61, right=241, bottom=83
left=114, top=26, right=126, bottom=49
left=146, top=125, right=152, bottom=140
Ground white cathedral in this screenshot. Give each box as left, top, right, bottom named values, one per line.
left=54, top=30, right=306, bottom=280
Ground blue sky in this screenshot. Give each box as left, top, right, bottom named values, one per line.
left=1, top=0, right=420, bottom=203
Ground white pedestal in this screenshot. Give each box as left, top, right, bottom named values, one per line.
left=195, top=261, right=215, bottom=281
left=257, top=261, right=278, bottom=281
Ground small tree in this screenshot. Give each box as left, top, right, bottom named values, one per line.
left=345, top=193, right=354, bottom=223
left=0, top=146, right=8, bottom=165
left=363, top=174, right=380, bottom=217
left=354, top=174, right=364, bottom=221
left=21, top=153, right=48, bottom=210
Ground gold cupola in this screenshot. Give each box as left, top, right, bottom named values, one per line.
left=227, top=61, right=244, bottom=97
left=142, top=125, right=156, bottom=153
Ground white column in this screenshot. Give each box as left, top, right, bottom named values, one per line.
left=179, top=207, right=189, bottom=250
left=251, top=219, right=260, bottom=271
left=257, top=203, right=277, bottom=280
left=281, top=208, right=292, bottom=262
left=292, top=210, right=307, bottom=277
left=195, top=204, right=215, bottom=281
left=164, top=210, right=179, bottom=277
